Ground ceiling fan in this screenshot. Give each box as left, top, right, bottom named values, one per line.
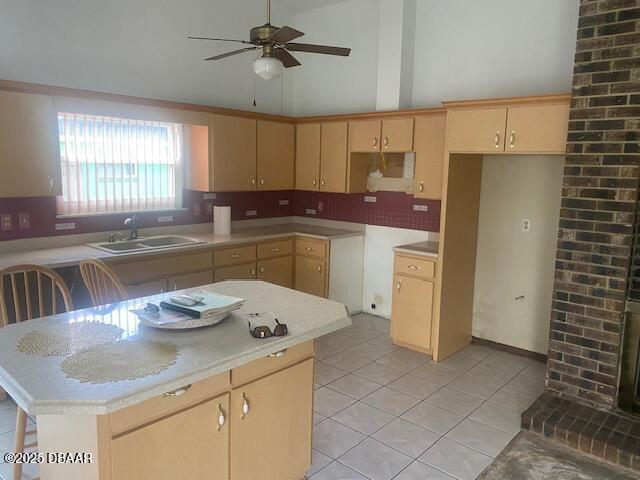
left=188, top=0, right=351, bottom=80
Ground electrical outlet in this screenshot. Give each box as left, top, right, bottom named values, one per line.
left=158, top=216, right=174, bottom=223
left=413, top=204, right=428, bottom=212
left=55, top=222, right=76, bottom=231
left=364, top=196, right=377, bottom=203
left=305, top=208, right=317, bottom=215
left=203, top=193, right=217, bottom=200
left=1, top=214, right=12, bottom=231
left=318, top=201, right=323, bottom=213
left=193, top=203, right=201, bottom=215
left=205, top=203, right=213, bottom=215
left=278, top=199, right=290, bottom=206
left=18, top=213, right=30, bottom=229
left=522, top=218, right=531, bottom=232
left=245, top=210, right=257, bottom=217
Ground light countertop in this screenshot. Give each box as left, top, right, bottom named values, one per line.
left=0, top=223, right=363, bottom=270
left=393, top=241, right=439, bottom=258
left=0, top=281, right=350, bottom=415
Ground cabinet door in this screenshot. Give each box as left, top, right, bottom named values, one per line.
left=505, top=104, right=569, bottom=154
left=214, top=263, right=256, bottom=282
left=295, top=256, right=327, bottom=298
left=295, top=123, right=321, bottom=191
left=168, top=270, right=213, bottom=291
left=0, top=91, right=60, bottom=197
left=212, top=115, right=257, bottom=191
left=414, top=115, right=446, bottom=199
left=112, top=394, right=229, bottom=480
left=126, top=279, right=168, bottom=299
left=446, top=108, right=507, bottom=153
left=391, top=274, right=433, bottom=351
left=381, top=118, right=414, bottom=152
left=230, top=359, right=313, bottom=480
left=320, top=122, right=348, bottom=193
left=349, top=119, right=381, bottom=152
left=257, top=121, right=294, bottom=190
left=257, top=256, right=293, bottom=288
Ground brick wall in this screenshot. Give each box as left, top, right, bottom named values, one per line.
left=548, top=0, right=640, bottom=409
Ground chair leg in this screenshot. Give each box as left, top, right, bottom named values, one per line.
left=13, top=407, right=27, bottom=480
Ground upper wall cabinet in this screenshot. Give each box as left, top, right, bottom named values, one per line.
left=0, top=91, right=61, bottom=198
left=505, top=104, right=569, bottom=154
left=414, top=115, right=446, bottom=200
left=349, top=118, right=414, bottom=153
left=295, top=123, right=321, bottom=191
left=188, top=114, right=257, bottom=192
left=445, top=99, right=569, bottom=154
left=257, top=121, right=294, bottom=190
left=320, top=122, right=349, bottom=193
left=446, top=108, right=508, bottom=153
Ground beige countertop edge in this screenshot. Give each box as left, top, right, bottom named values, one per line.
left=0, top=227, right=364, bottom=270
left=5, top=314, right=351, bottom=416
left=393, top=246, right=439, bottom=258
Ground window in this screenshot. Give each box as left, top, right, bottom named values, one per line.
left=57, top=112, right=184, bottom=216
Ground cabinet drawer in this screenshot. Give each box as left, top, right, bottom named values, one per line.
left=214, top=245, right=257, bottom=267
left=110, top=372, right=230, bottom=435
left=110, top=252, right=213, bottom=284
left=295, top=237, right=327, bottom=258
left=257, top=238, right=293, bottom=259
left=394, top=254, right=436, bottom=279
left=231, top=340, right=314, bottom=387
left=214, top=263, right=256, bottom=282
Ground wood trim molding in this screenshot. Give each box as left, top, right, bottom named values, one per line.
left=0, top=78, right=571, bottom=122
left=442, top=93, right=571, bottom=109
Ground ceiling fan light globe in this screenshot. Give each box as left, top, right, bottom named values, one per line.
left=254, top=56, right=283, bottom=80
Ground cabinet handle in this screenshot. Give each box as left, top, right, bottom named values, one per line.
left=383, top=136, right=389, bottom=148
left=271, top=247, right=280, bottom=252
left=305, top=247, right=314, bottom=252
left=162, top=384, right=192, bottom=397
left=230, top=253, right=241, bottom=258
left=397, top=278, right=402, bottom=292
left=408, top=265, right=421, bottom=270
left=260, top=266, right=265, bottom=274
left=240, top=393, right=249, bottom=419
left=509, top=131, right=515, bottom=148
left=251, top=176, right=256, bottom=186
left=318, top=264, right=322, bottom=273
left=313, top=178, right=317, bottom=187
left=267, top=349, right=287, bottom=358
left=419, top=181, right=424, bottom=195
left=321, top=178, right=326, bottom=189
left=373, top=136, right=378, bottom=147
left=494, top=131, right=501, bottom=148
left=251, top=266, right=256, bottom=276
left=48, top=176, right=54, bottom=193
left=260, top=177, right=265, bottom=185
left=216, top=403, right=225, bottom=431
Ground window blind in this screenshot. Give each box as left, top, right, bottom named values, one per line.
left=56, top=113, right=183, bottom=216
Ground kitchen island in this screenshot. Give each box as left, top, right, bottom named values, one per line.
left=0, top=280, right=350, bottom=480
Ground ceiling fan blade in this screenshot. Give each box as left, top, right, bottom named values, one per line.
left=285, top=43, right=351, bottom=56
left=205, top=47, right=259, bottom=61
left=273, top=48, right=301, bottom=68
left=188, top=36, right=252, bottom=44
left=270, top=26, right=304, bottom=44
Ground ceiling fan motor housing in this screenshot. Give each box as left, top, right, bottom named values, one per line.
left=250, top=24, right=279, bottom=45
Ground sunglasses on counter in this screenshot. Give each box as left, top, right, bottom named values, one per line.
left=245, top=312, right=288, bottom=339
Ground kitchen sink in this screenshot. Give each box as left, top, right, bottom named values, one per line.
left=88, top=235, right=205, bottom=254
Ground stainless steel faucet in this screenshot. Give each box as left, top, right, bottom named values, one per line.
left=123, top=215, right=139, bottom=240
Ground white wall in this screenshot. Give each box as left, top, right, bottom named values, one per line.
left=291, top=0, right=380, bottom=115
left=411, top=0, right=580, bottom=107
left=362, top=225, right=433, bottom=318
left=472, top=155, right=564, bottom=354
left=0, top=0, right=295, bottom=114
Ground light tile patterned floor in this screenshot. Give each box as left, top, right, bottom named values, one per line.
left=310, top=313, right=546, bottom=480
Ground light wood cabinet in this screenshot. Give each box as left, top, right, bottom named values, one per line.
left=414, top=115, right=446, bottom=199
left=391, top=274, right=434, bottom=354
left=446, top=107, right=508, bottom=153
left=320, top=122, right=348, bottom=193
left=111, top=393, right=229, bottom=480
left=295, top=256, right=327, bottom=298
left=214, top=263, right=256, bottom=282
left=349, top=119, right=382, bottom=152
left=258, top=256, right=293, bottom=288
left=381, top=118, right=414, bottom=152
left=257, top=121, right=294, bottom=190
left=505, top=104, right=569, bottom=153
left=0, top=90, right=61, bottom=198
left=230, top=359, right=313, bottom=480
left=295, top=123, right=321, bottom=191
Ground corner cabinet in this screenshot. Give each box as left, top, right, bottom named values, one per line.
left=230, top=359, right=314, bottom=480
left=0, top=90, right=61, bottom=198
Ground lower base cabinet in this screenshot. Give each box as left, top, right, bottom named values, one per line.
left=294, top=256, right=327, bottom=297
left=230, top=358, right=314, bottom=480
left=111, top=393, right=229, bottom=480
left=214, top=262, right=257, bottom=282
left=257, top=256, right=293, bottom=288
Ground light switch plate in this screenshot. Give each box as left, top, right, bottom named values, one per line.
left=1, top=214, right=12, bottom=231
left=245, top=210, right=257, bottom=217
left=413, top=204, right=428, bottom=212
left=18, top=213, right=30, bottom=229
left=364, top=196, right=377, bottom=203
left=278, top=199, right=290, bottom=206
left=305, top=209, right=317, bottom=215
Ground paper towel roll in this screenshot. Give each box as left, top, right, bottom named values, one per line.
left=213, top=206, right=231, bottom=236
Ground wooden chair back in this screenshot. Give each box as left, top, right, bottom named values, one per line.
left=79, top=258, right=128, bottom=306
left=0, top=264, right=74, bottom=327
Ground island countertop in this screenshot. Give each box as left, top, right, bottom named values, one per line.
left=0, top=281, right=350, bottom=415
